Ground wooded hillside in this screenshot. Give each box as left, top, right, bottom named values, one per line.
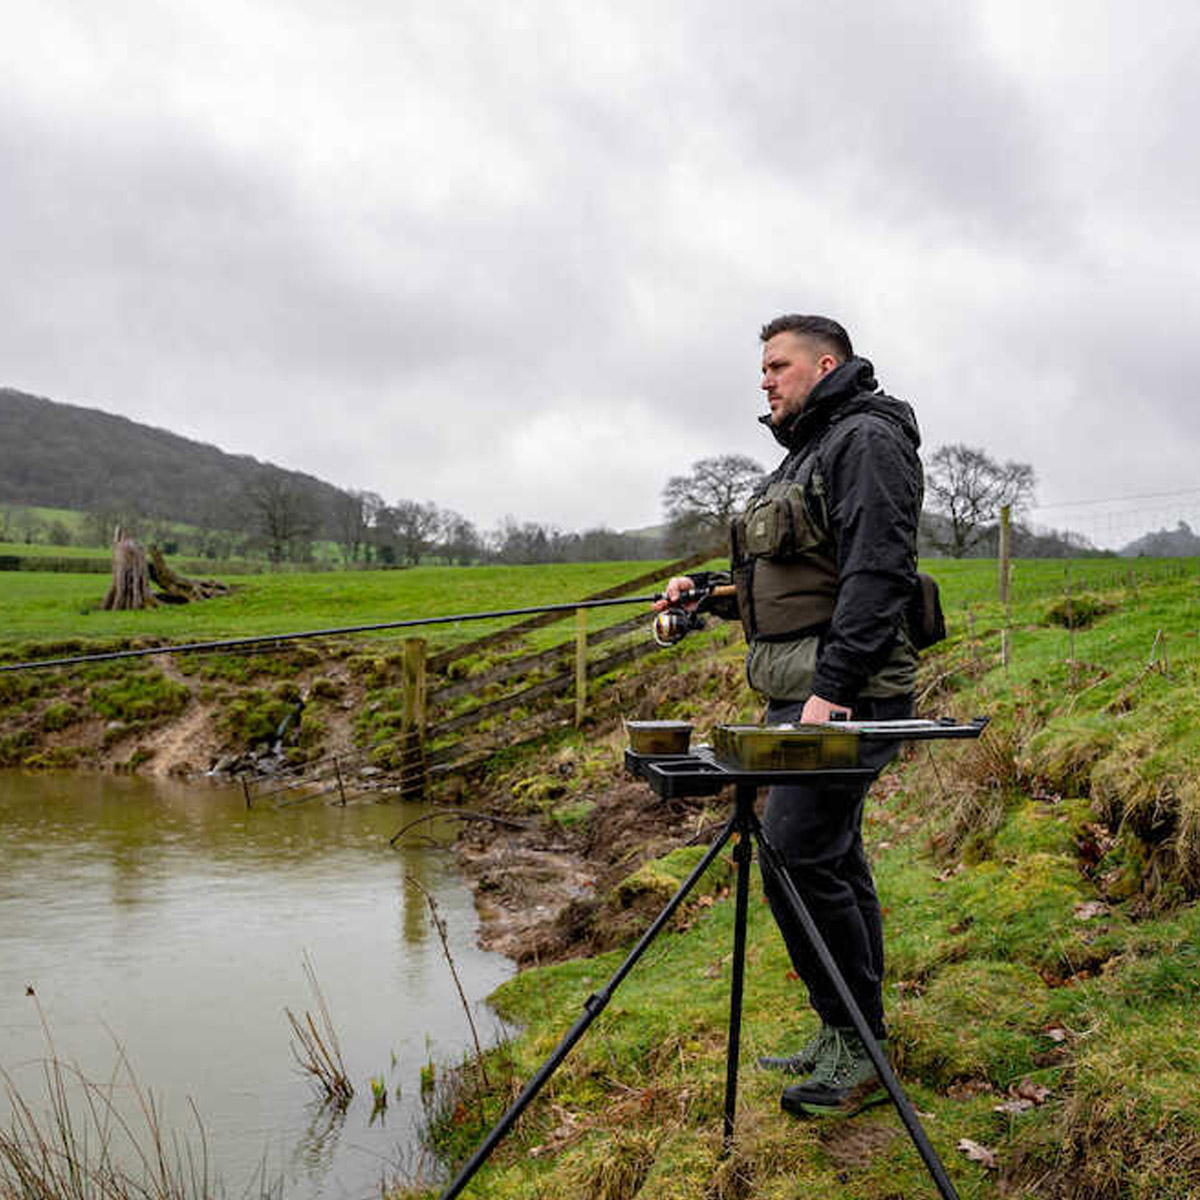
left=0, top=387, right=349, bottom=525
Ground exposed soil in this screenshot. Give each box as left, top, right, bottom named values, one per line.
left=140, top=700, right=222, bottom=776
left=451, top=773, right=726, bottom=965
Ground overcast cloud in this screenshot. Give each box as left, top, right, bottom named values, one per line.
left=3, top=0, right=1199, bottom=546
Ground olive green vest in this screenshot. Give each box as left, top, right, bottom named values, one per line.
left=731, top=453, right=917, bottom=702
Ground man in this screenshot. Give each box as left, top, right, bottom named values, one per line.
left=657, top=314, right=922, bottom=1117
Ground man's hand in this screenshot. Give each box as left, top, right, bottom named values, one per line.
left=653, top=575, right=698, bottom=613
left=799, top=694, right=852, bottom=724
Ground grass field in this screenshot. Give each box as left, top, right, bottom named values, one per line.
left=395, top=557, right=1200, bottom=1199
left=0, top=560, right=702, bottom=656
left=4, top=553, right=1197, bottom=655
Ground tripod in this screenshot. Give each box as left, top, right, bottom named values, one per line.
left=439, top=744, right=973, bottom=1200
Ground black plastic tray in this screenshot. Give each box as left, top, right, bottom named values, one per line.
left=624, top=747, right=875, bottom=799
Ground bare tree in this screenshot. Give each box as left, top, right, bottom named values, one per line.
left=489, top=517, right=563, bottom=564
left=436, top=509, right=482, bottom=564
left=331, top=489, right=384, bottom=565
left=924, top=443, right=1036, bottom=558
left=379, top=499, right=441, bottom=566
left=242, top=471, right=320, bottom=565
left=662, top=454, right=765, bottom=553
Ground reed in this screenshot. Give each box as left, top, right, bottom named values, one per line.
left=285, top=953, right=354, bottom=1108
left=1, top=988, right=279, bottom=1199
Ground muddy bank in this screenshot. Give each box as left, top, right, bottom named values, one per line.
left=449, top=762, right=729, bottom=966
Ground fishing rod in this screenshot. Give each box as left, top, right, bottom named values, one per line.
left=0, top=585, right=736, bottom=674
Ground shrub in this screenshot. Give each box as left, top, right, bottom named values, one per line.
left=1042, top=591, right=1117, bottom=629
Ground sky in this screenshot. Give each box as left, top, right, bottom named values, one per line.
left=3, top=0, right=1199, bottom=547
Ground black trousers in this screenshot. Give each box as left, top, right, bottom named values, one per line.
left=759, top=693, right=913, bottom=1040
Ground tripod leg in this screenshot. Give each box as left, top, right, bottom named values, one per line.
left=721, top=784, right=755, bottom=1152
left=437, top=810, right=740, bottom=1200
left=753, top=824, right=961, bottom=1200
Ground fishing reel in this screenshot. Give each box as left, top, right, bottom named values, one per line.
left=652, top=606, right=707, bottom=647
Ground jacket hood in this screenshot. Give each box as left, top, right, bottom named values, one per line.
left=759, top=355, right=921, bottom=452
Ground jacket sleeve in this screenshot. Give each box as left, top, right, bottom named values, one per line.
left=809, top=416, right=920, bottom=705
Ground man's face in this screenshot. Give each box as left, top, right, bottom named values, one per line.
left=760, top=332, right=838, bottom=425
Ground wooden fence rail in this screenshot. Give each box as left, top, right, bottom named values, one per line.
left=393, top=553, right=708, bottom=797
left=237, top=554, right=712, bottom=803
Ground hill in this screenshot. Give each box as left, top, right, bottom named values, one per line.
left=0, top=387, right=349, bottom=529
left=1120, top=520, right=1200, bottom=557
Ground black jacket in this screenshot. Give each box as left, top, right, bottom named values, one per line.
left=765, top=356, right=921, bottom=703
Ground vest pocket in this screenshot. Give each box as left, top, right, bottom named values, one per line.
left=741, top=485, right=823, bottom=559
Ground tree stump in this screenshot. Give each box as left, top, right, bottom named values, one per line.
left=102, top=528, right=157, bottom=610
left=148, top=546, right=230, bottom=603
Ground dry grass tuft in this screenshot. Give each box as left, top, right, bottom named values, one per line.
left=1171, top=778, right=1200, bottom=892
left=1, top=994, right=279, bottom=1199
left=285, top=952, right=353, bottom=1108
left=570, top=1129, right=659, bottom=1200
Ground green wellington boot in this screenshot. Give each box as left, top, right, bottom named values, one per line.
left=780, top=1026, right=888, bottom=1118
left=756, top=1023, right=833, bottom=1076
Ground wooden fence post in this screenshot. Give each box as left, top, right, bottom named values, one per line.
left=402, top=637, right=427, bottom=799
left=999, top=505, right=1012, bottom=670
left=333, top=755, right=347, bottom=806
left=575, top=607, right=588, bottom=726
left=1065, top=566, right=1078, bottom=689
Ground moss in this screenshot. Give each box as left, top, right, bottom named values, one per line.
left=309, top=675, right=344, bottom=700
left=945, top=854, right=1094, bottom=975
left=87, top=670, right=191, bottom=725
left=297, top=712, right=326, bottom=749
left=21, top=746, right=84, bottom=769
left=40, top=700, right=83, bottom=731
left=551, top=799, right=595, bottom=830
left=891, top=960, right=1050, bottom=1087
left=217, top=689, right=295, bottom=749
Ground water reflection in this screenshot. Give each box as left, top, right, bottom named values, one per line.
left=0, top=770, right=514, bottom=1199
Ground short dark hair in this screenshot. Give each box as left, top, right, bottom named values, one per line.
left=759, top=314, right=853, bottom=361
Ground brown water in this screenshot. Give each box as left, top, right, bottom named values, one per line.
left=0, top=770, right=515, bottom=1198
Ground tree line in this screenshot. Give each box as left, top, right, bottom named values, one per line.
left=661, top=443, right=1111, bottom=559
left=0, top=385, right=1106, bottom=564
left=0, top=478, right=665, bottom=567
left=4, top=443, right=1101, bottom=567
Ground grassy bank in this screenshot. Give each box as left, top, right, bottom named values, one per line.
left=402, top=558, right=1200, bottom=1199
left=0, top=560, right=707, bottom=772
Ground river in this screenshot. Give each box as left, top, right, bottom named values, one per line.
left=0, top=770, right=515, bottom=1198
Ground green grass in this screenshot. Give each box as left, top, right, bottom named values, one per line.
left=0, top=540, right=114, bottom=558
left=396, top=557, right=1200, bottom=1199
left=0, top=561, right=685, bottom=655
left=8, top=554, right=1200, bottom=1195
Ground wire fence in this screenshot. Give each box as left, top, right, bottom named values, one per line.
left=928, top=556, right=1200, bottom=612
